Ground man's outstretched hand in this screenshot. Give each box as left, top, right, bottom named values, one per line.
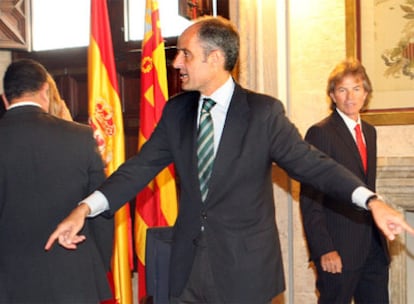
left=44, top=203, right=90, bottom=250
left=369, top=198, right=414, bottom=241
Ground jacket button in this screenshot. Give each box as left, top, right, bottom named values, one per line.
left=201, top=211, right=207, bottom=219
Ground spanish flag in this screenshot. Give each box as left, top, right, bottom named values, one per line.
left=88, top=0, right=133, bottom=303
left=135, top=0, right=178, bottom=300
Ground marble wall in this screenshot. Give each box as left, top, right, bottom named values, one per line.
left=377, top=123, right=414, bottom=304
left=230, top=0, right=414, bottom=303
left=0, top=51, right=11, bottom=92
left=289, top=1, right=348, bottom=303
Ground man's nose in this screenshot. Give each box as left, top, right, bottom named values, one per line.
left=346, top=90, right=354, bottom=99
left=172, top=53, right=182, bottom=69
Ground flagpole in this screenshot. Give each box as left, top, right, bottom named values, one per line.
left=135, top=0, right=178, bottom=301
left=88, top=1, right=133, bottom=303
left=212, top=0, right=217, bottom=16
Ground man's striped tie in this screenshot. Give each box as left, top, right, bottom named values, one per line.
left=197, top=98, right=216, bottom=202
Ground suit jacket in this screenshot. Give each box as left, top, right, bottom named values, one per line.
left=0, top=106, right=113, bottom=303
left=99, top=83, right=365, bottom=303
left=300, top=110, right=389, bottom=271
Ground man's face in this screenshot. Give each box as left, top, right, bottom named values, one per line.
left=331, top=75, right=368, bottom=121
left=173, top=25, right=219, bottom=96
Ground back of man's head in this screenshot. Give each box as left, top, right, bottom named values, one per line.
left=3, top=59, right=49, bottom=103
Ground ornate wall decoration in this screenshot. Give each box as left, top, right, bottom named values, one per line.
left=0, top=0, right=30, bottom=50
left=382, top=1, right=414, bottom=79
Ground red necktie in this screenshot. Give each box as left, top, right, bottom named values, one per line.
left=354, top=124, right=367, bottom=172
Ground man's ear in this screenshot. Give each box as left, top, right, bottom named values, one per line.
left=330, top=93, right=336, bottom=103
left=39, top=82, right=50, bottom=112
left=1, top=94, right=10, bottom=109
left=40, top=82, right=50, bottom=95
left=209, top=49, right=225, bottom=68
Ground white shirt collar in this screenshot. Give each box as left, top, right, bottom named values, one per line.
left=200, top=76, right=234, bottom=109
left=336, top=108, right=361, bottom=130
left=8, top=101, right=42, bottom=110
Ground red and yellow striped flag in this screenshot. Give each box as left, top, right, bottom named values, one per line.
left=135, top=0, right=178, bottom=300
left=88, top=0, right=133, bottom=303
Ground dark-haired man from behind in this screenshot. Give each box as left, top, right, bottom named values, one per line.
left=0, top=58, right=114, bottom=303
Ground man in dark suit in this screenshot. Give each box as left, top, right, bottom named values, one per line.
left=300, top=59, right=390, bottom=303
left=0, top=58, right=114, bottom=303
left=46, top=17, right=413, bottom=304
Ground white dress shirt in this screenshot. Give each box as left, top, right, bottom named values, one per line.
left=198, top=76, right=234, bottom=155
left=336, top=108, right=365, bottom=144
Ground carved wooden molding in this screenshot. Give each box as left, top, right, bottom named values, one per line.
left=0, top=0, right=30, bottom=50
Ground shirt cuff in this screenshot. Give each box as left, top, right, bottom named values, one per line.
left=79, top=190, right=109, bottom=217
left=352, top=186, right=375, bottom=210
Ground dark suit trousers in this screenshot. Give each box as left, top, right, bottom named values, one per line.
left=169, top=233, right=274, bottom=304
left=316, top=230, right=389, bottom=304
left=169, top=233, right=222, bottom=304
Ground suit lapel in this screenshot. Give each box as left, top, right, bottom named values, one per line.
left=177, top=92, right=202, bottom=201
left=207, top=85, right=250, bottom=200
left=331, top=111, right=366, bottom=175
